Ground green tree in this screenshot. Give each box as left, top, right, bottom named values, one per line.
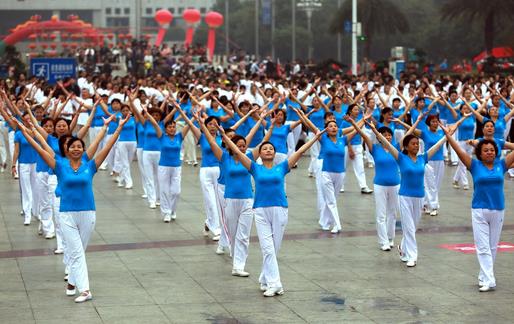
left=441, top=0, right=514, bottom=54
left=329, top=0, right=409, bottom=59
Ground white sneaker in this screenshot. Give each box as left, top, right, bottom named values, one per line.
left=203, top=225, right=210, bottom=237
left=163, top=215, right=171, bottom=223
left=192, top=161, right=198, bottom=167
left=212, top=234, right=220, bottom=241
left=339, top=188, right=345, bottom=193
left=99, top=162, right=107, bottom=170
left=330, top=226, right=341, bottom=234
left=38, top=223, right=43, bottom=235
left=74, top=291, right=92, bottom=303
left=260, top=283, right=268, bottom=292
left=361, top=187, right=373, bottom=194
left=321, top=226, right=330, bottom=231
left=141, top=194, right=148, bottom=199
left=23, top=218, right=30, bottom=226
left=125, top=184, right=133, bottom=189
left=479, top=285, right=494, bottom=292
left=478, top=281, right=485, bottom=287
left=452, top=181, right=460, bottom=189
left=66, top=286, right=76, bottom=296
left=367, top=162, right=374, bottom=168
left=380, top=244, right=391, bottom=251
left=64, top=274, right=69, bottom=281
left=170, top=212, right=177, bottom=220
left=54, top=248, right=64, bottom=254
left=117, top=182, right=124, bottom=188
left=232, top=269, right=250, bottom=277
left=430, top=209, right=438, bottom=217
left=156, top=202, right=161, bottom=206
left=389, top=240, right=394, bottom=248
left=216, top=245, right=225, bottom=255
left=149, top=203, right=157, bottom=209
left=406, top=260, right=416, bottom=267
left=263, top=286, right=284, bottom=297
left=45, top=232, right=55, bottom=239
left=308, top=172, right=314, bottom=178
left=463, top=185, right=469, bottom=190
left=113, top=176, right=121, bottom=183
left=423, top=206, right=430, bottom=215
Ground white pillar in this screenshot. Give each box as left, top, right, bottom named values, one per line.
left=351, top=0, right=358, bottom=75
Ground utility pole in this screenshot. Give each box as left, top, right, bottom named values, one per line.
left=292, top=0, right=296, bottom=61
left=225, top=0, right=229, bottom=56
left=135, top=0, right=141, bottom=39
left=255, top=0, right=259, bottom=60
left=351, top=0, right=358, bottom=75
left=271, top=0, right=276, bottom=60
left=297, top=0, right=322, bottom=62
left=337, top=0, right=342, bottom=62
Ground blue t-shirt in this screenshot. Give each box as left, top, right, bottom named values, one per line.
left=143, top=121, right=163, bottom=151
left=371, top=144, right=400, bottom=186
left=421, top=129, right=444, bottom=161
left=221, top=151, right=253, bottom=199
left=199, top=134, right=222, bottom=167
left=136, top=122, right=145, bottom=149
left=246, top=118, right=265, bottom=148
left=308, top=107, right=325, bottom=130
left=14, top=130, right=37, bottom=164
left=250, top=160, right=289, bottom=208
left=285, top=99, right=301, bottom=121
left=91, top=104, right=108, bottom=127
left=119, top=116, right=137, bottom=142
left=339, top=119, right=362, bottom=145
left=393, top=107, right=406, bottom=130
left=470, top=158, right=507, bottom=210
left=477, top=137, right=505, bottom=158
left=397, top=152, right=428, bottom=198
left=333, top=110, right=345, bottom=127
left=206, top=107, right=225, bottom=120
left=36, top=135, right=59, bottom=173
left=53, top=158, right=97, bottom=212
left=268, top=124, right=291, bottom=154
left=458, top=113, right=476, bottom=141
left=107, top=111, right=121, bottom=135
left=484, top=117, right=506, bottom=140
left=320, top=134, right=347, bottom=173
left=159, top=133, right=183, bottom=167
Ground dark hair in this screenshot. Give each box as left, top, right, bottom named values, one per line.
left=482, top=119, right=495, bottom=129
left=324, top=120, right=338, bottom=128
left=272, top=109, right=286, bottom=120
left=227, top=135, right=246, bottom=155
left=67, top=137, right=85, bottom=153
left=425, top=114, right=439, bottom=126
left=324, top=111, right=334, bottom=120
left=164, top=120, right=176, bottom=128
left=415, top=97, right=425, bottom=105
left=392, top=98, right=401, bottom=104
left=53, top=118, right=71, bottom=137
left=379, top=107, right=393, bottom=122
left=377, top=126, right=393, bottom=137
left=346, top=103, right=358, bottom=115
left=41, top=117, right=54, bottom=128
left=476, top=139, right=498, bottom=161
left=402, top=134, right=419, bottom=155
left=58, top=135, right=72, bottom=156
left=205, top=116, right=220, bottom=126
left=258, top=141, right=276, bottom=154
left=148, top=108, right=163, bottom=120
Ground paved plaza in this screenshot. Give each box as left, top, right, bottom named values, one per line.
left=0, top=157, right=513, bottom=323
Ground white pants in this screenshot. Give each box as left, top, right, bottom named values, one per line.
left=453, top=141, right=473, bottom=186
left=307, top=132, right=320, bottom=174
left=60, top=211, right=96, bottom=293
left=19, top=163, right=37, bottom=222
left=88, top=126, right=105, bottom=152
left=362, top=128, right=375, bottom=165
left=36, top=172, right=56, bottom=235
left=443, top=128, right=458, bottom=163
left=286, top=121, right=302, bottom=157
left=225, top=198, right=254, bottom=270
left=394, top=129, right=405, bottom=147
left=343, top=144, right=368, bottom=190
left=399, top=195, right=423, bottom=262
left=136, top=148, right=148, bottom=196
left=54, top=197, right=65, bottom=253
left=177, top=122, right=197, bottom=163
left=424, top=161, right=444, bottom=210
left=105, top=134, right=119, bottom=172
left=116, top=141, right=137, bottom=187
left=318, top=171, right=344, bottom=230
left=8, top=131, right=15, bottom=164
left=158, top=166, right=181, bottom=218
left=314, top=159, right=325, bottom=218
left=472, top=209, right=504, bottom=288
left=142, top=151, right=161, bottom=205
left=199, top=166, right=221, bottom=235
left=0, top=122, right=8, bottom=164
left=255, top=206, right=288, bottom=289
left=375, top=184, right=399, bottom=246
left=215, top=183, right=230, bottom=248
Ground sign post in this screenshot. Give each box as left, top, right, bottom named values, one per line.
left=30, top=57, right=77, bottom=84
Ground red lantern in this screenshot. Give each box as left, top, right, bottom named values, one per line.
left=205, top=11, right=224, bottom=61
left=107, top=33, right=114, bottom=40
left=144, top=34, right=152, bottom=40
left=125, top=33, right=133, bottom=40
left=183, top=9, right=201, bottom=48
left=108, top=43, right=114, bottom=49
left=70, top=43, right=78, bottom=49
left=61, top=33, right=68, bottom=40
left=49, top=33, right=57, bottom=40
left=28, top=34, right=37, bottom=40
left=118, top=34, right=125, bottom=40
left=154, top=9, right=173, bottom=46
left=28, top=43, right=37, bottom=50
left=40, top=43, right=48, bottom=49
left=41, top=33, right=48, bottom=40
left=62, top=43, right=69, bottom=48
left=50, top=43, right=57, bottom=49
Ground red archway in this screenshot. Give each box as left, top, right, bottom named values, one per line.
left=0, top=15, right=101, bottom=55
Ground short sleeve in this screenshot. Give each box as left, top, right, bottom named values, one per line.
left=279, top=160, right=290, bottom=176
left=422, top=152, right=429, bottom=165
left=14, top=131, right=20, bottom=143
left=88, top=159, right=98, bottom=175
left=371, top=144, right=378, bottom=157
left=249, top=160, right=257, bottom=176
left=469, top=158, right=479, bottom=173
left=286, top=124, right=291, bottom=133
left=53, top=157, right=63, bottom=175
left=246, top=150, right=254, bottom=161
left=501, top=159, right=508, bottom=174
left=176, top=132, right=183, bottom=143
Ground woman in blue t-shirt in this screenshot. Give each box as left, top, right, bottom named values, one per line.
left=145, top=106, right=189, bottom=223
left=370, top=120, right=449, bottom=267
left=17, top=114, right=129, bottom=303
left=219, top=124, right=325, bottom=297
left=441, top=126, right=514, bottom=292
left=199, top=113, right=270, bottom=277
left=347, top=117, right=401, bottom=251
left=267, top=109, right=302, bottom=165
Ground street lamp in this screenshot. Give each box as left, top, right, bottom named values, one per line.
left=296, top=0, right=322, bottom=62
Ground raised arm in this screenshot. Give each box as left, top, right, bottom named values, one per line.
left=17, top=123, right=56, bottom=169
left=288, top=129, right=326, bottom=169
left=344, top=116, right=373, bottom=150
left=460, top=97, right=484, bottom=123
left=368, top=121, right=399, bottom=160
left=231, top=107, right=257, bottom=131
left=86, top=115, right=114, bottom=159
left=217, top=125, right=252, bottom=170
left=145, top=109, right=163, bottom=138
left=196, top=113, right=223, bottom=161
left=175, top=104, right=201, bottom=140
left=76, top=103, right=98, bottom=139
left=439, top=122, right=471, bottom=169
left=94, top=115, right=128, bottom=169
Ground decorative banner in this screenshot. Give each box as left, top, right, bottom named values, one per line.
left=261, top=0, right=271, bottom=26
left=154, top=9, right=173, bottom=46
left=205, top=11, right=224, bottom=62
left=439, top=242, right=514, bottom=254
left=183, top=9, right=201, bottom=48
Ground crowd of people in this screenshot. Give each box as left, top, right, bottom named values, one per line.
left=0, top=64, right=513, bottom=302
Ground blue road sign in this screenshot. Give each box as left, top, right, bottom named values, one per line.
left=344, top=20, right=352, bottom=33
left=30, top=58, right=77, bottom=84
